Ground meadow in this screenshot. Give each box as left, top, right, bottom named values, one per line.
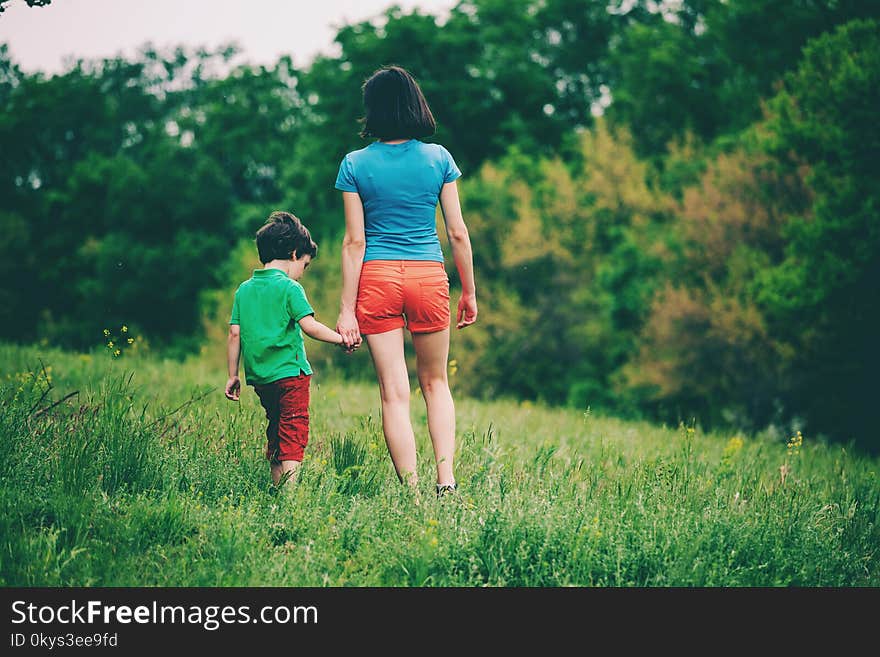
left=1, top=342, right=877, bottom=587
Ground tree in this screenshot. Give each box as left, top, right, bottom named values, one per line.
left=0, top=47, right=239, bottom=348
left=606, top=1, right=880, bottom=157
left=622, top=146, right=809, bottom=430
left=450, top=121, right=673, bottom=409
left=756, top=19, right=880, bottom=449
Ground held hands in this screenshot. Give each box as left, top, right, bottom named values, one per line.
left=225, top=376, right=241, bottom=401
left=457, top=294, right=478, bottom=329
left=338, top=336, right=360, bottom=354
left=336, top=311, right=363, bottom=352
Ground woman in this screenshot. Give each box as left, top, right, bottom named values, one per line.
left=334, top=65, right=478, bottom=497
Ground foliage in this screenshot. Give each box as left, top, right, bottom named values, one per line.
left=623, top=19, right=880, bottom=451
left=606, top=1, right=880, bottom=157
left=623, top=146, right=810, bottom=431
left=449, top=121, right=673, bottom=413
left=755, top=19, right=880, bottom=446
left=2, top=2, right=879, bottom=448
left=0, top=45, right=288, bottom=349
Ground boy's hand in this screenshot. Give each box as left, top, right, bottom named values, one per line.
left=338, top=337, right=359, bottom=354
left=225, top=376, right=241, bottom=401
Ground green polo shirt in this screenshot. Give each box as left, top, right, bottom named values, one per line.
left=230, top=268, right=314, bottom=386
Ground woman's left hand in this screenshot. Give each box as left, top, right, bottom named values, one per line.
left=336, top=310, right=362, bottom=349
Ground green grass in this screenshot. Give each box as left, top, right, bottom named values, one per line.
left=1, top=342, right=878, bottom=586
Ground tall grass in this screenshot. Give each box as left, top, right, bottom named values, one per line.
left=0, top=343, right=877, bottom=586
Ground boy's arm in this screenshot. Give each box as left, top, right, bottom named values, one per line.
left=299, top=314, right=346, bottom=346
left=225, top=324, right=241, bottom=401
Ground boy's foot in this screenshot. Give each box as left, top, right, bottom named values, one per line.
left=436, top=482, right=457, bottom=498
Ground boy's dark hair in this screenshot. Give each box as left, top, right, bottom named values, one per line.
left=359, top=65, right=436, bottom=141
left=255, top=211, right=317, bottom=264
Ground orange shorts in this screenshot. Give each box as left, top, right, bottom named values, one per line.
left=356, top=260, right=451, bottom=335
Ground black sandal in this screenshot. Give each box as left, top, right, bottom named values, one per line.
left=436, top=482, right=457, bottom=498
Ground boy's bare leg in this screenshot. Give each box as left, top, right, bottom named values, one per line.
left=365, top=328, right=418, bottom=488
left=271, top=460, right=302, bottom=489
left=412, top=328, right=456, bottom=487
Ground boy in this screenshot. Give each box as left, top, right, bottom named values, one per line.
left=225, top=210, right=352, bottom=490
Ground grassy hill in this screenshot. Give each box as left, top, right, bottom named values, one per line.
left=1, top=343, right=877, bottom=586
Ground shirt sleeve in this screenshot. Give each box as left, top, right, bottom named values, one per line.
left=230, top=292, right=240, bottom=325
left=334, top=154, right=358, bottom=192
left=440, top=146, right=462, bottom=184
left=287, top=282, right=315, bottom=322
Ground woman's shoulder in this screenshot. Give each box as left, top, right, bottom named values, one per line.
left=341, top=145, right=371, bottom=162
left=413, top=141, right=457, bottom=163
left=342, top=141, right=455, bottom=165
left=417, top=140, right=452, bottom=153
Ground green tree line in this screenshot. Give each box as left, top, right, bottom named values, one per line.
left=1, top=1, right=878, bottom=450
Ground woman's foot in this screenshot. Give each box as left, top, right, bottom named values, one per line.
left=436, top=482, right=457, bottom=498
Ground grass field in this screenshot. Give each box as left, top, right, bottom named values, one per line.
left=1, top=342, right=878, bottom=586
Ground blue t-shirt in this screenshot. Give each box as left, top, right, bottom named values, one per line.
left=334, top=140, right=462, bottom=262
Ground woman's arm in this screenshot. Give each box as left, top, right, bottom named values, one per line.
left=439, top=181, right=478, bottom=329
left=337, top=191, right=366, bottom=347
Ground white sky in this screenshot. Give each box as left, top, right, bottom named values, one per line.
left=0, top=0, right=457, bottom=74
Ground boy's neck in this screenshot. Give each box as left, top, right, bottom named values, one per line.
left=263, top=260, right=290, bottom=277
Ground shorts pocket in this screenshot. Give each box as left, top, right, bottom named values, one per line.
left=416, top=279, right=451, bottom=327
left=419, top=278, right=450, bottom=304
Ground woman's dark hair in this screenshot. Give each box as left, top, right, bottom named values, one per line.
left=359, top=65, right=436, bottom=140
left=255, top=211, right=317, bottom=264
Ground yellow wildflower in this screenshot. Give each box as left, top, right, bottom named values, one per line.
left=787, top=431, right=803, bottom=455
left=723, top=436, right=744, bottom=461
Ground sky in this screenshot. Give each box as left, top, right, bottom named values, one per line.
left=0, top=0, right=457, bottom=74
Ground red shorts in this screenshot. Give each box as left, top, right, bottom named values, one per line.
left=356, top=260, right=451, bottom=335
left=253, top=374, right=310, bottom=463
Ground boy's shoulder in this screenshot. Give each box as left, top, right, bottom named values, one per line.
left=267, top=274, right=308, bottom=297
left=233, top=278, right=251, bottom=295
left=233, top=274, right=299, bottom=295
left=287, top=277, right=310, bottom=298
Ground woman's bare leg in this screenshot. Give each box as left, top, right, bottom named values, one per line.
left=412, top=328, right=456, bottom=487
left=366, top=328, right=418, bottom=486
